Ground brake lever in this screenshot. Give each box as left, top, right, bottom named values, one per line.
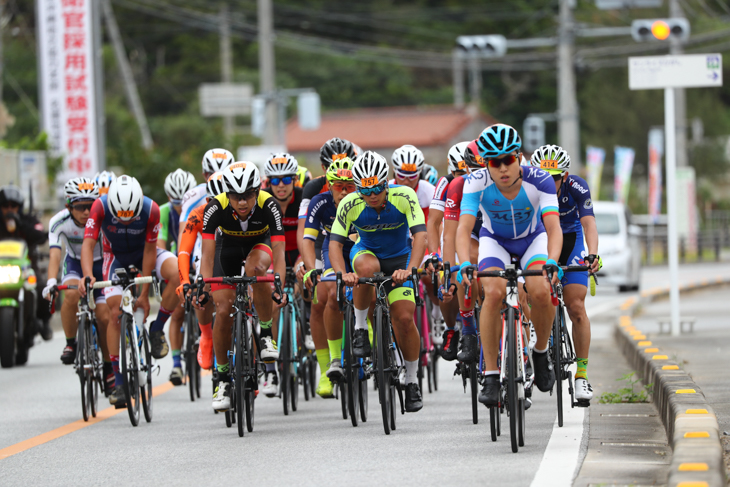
left=271, top=274, right=283, bottom=305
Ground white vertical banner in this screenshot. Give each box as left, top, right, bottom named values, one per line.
left=613, top=146, right=635, bottom=205
left=676, top=167, right=698, bottom=251
left=647, top=128, right=664, bottom=223
left=585, top=146, right=605, bottom=200
left=37, top=0, right=98, bottom=181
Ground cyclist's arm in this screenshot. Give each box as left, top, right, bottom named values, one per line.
left=177, top=214, right=201, bottom=285
left=329, top=240, right=347, bottom=275
left=407, top=231, right=427, bottom=272
left=139, top=202, right=161, bottom=297
left=47, top=247, right=62, bottom=283
left=296, top=196, right=312, bottom=259
left=456, top=214, right=476, bottom=266
left=329, top=194, right=354, bottom=276
left=426, top=208, right=443, bottom=256
left=200, top=238, right=215, bottom=281
left=543, top=213, right=563, bottom=263
left=581, top=215, right=598, bottom=256
left=157, top=203, right=169, bottom=250
left=442, top=219, right=458, bottom=265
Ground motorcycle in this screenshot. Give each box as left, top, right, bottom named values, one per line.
left=0, top=239, right=38, bottom=368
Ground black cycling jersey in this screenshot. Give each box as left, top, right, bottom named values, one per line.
left=202, top=190, right=285, bottom=245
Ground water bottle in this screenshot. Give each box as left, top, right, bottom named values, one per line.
left=134, top=308, right=146, bottom=329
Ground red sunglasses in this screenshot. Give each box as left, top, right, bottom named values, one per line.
left=487, top=153, right=520, bottom=168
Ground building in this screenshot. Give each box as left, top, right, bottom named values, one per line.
left=285, top=104, right=495, bottom=174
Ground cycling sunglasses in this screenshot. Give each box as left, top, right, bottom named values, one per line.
left=70, top=202, right=93, bottom=212
left=551, top=173, right=565, bottom=181
left=394, top=171, right=420, bottom=181
left=487, top=153, right=520, bottom=168
left=229, top=189, right=258, bottom=201
left=358, top=183, right=387, bottom=196
left=1, top=202, right=19, bottom=209
left=331, top=181, right=356, bottom=192
left=170, top=198, right=183, bottom=206
left=269, top=175, right=294, bottom=186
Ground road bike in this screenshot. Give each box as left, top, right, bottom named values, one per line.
left=50, top=278, right=103, bottom=422
left=181, top=278, right=203, bottom=402
left=276, top=268, right=307, bottom=416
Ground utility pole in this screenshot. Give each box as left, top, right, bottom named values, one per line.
left=0, top=0, right=5, bottom=102
left=257, top=0, right=278, bottom=145
left=557, top=0, right=582, bottom=174
left=468, top=56, right=481, bottom=110
left=452, top=50, right=464, bottom=108
left=669, top=0, right=688, bottom=167
left=101, top=0, right=153, bottom=150
left=92, top=0, right=106, bottom=170
left=220, top=2, right=234, bottom=144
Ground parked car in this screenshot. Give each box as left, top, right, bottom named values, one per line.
left=594, top=201, right=641, bottom=292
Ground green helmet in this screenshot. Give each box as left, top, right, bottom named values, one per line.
left=326, top=156, right=354, bottom=183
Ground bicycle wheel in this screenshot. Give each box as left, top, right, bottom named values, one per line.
left=309, top=352, right=317, bottom=398
left=244, top=318, right=255, bottom=433
left=506, top=307, right=519, bottom=453
left=518, top=398, right=526, bottom=447
left=140, top=329, right=153, bottom=423
left=359, top=371, right=368, bottom=422
left=234, top=313, right=245, bottom=437
left=490, top=406, right=499, bottom=442
left=185, top=312, right=197, bottom=402
left=120, top=315, right=140, bottom=427
left=432, top=351, right=439, bottom=391
left=280, top=304, right=291, bottom=416
left=89, top=322, right=101, bottom=418
left=553, top=306, right=564, bottom=427
left=469, top=360, right=478, bottom=425
left=344, top=309, right=359, bottom=427
left=77, top=314, right=89, bottom=422
left=301, top=359, right=310, bottom=402
left=416, top=306, right=424, bottom=393
left=375, top=305, right=391, bottom=435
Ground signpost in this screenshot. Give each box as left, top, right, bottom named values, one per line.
left=199, top=83, right=254, bottom=117
left=629, top=53, right=723, bottom=336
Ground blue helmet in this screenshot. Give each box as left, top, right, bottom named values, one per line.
left=476, top=124, right=522, bottom=158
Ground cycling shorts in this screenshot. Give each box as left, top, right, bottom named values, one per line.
left=212, top=236, right=272, bottom=292
left=477, top=231, right=548, bottom=272
left=102, top=248, right=175, bottom=299
left=285, top=248, right=300, bottom=269
left=558, top=231, right=588, bottom=287
left=350, top=242, right=414, bottom=304
left=321, top=241, right=353, bottom=277
left=62, top=255, right=105, bottom=303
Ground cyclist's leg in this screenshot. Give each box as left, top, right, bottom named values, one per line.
left=351, top=245, right=379, bottom=357
left=321, top=244, right=345, bottom=377
left=245, top=243, right=279, bottom=361
left=156, top=251, right=185, bottom=382
left=59, top=256, right=82, bottom=363
left=559, top=233, right=591, bottom=381
left=101, top=252, right=126, bottom=403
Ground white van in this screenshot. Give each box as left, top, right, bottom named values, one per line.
left=594, top=201, right=641, bottom=292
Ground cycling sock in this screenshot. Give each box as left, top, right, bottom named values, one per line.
left=199, top=322, right=212, bottom=339
left=354, top=307, right=368, bottom=331
left=460, top=309, right=476, bottom=335
left=217, top=362, right=230, bottom=381
left=328, top=338, right=342, bottom=362
left=110, top=355, right=123, bottom=386
left=66, top=337, right=75, bottom=347
left=483, top=370, right=499, bottom=377
left=103, top=361, right=112, bottom=378
left=265, top=362, right=276, bottom=373
left=150, top=306, right=172, bottom=333
left=576, top=358, right=588, bottom=380
left=533, top=346, right=548, bottom=354
left=404, top=360, right=418, bottom=385
left=172, top=350, right=181, bottom=368
left=315, top=349, right=330, bottom=375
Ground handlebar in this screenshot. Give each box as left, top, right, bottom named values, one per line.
left=203, top=274, right=284, bottom=305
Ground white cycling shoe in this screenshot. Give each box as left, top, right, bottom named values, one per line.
left=212, top=381, right=231, bottom=411
left=260, top=336, right=279, bottom=361
left=261, top=371, right=278, bottom=397
left=575, top=378, right=593, bottom=406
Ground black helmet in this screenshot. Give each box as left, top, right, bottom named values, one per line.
left=0, top=185, right=24, bottom=209
left=320, top=137, right=356, bottom=167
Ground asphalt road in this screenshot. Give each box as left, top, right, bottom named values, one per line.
left=1, top=261, right=727, bottom=486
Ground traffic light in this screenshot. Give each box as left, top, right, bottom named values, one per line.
left=523, top=116, right=545, bottom=153
left=631, top=18, right=690, bottom=42
left=455, top=35, right=507, bottom=58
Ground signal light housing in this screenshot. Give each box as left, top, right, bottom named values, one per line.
left=631, top=18, right=690, bottom=42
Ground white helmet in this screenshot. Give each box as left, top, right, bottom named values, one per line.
left=353, top=151, right=389, bottom=189
left=64, top=177, right=99, bottom=203
left=107, top=175, right=144, bottom=222
left=264, top=153, right=299, bottom=178
left=391, top=144, right=425, bottom=175
left=447, top=142, right=470, bottom=174
left=164, top=169, right=197, bottom=201
left=202, top=148, right=235, bottom=175
left=95, top=171, right=116, bottom=196
left=221, top=161, right=261, bottom=194
left=529, top=144, right=571, bottom=175
left=206, top=171, right=226, bottom=199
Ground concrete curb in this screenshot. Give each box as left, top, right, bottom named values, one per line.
left=614, top=276, right=730, bottom=487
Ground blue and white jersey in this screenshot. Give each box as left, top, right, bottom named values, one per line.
left=179, top=183, right=208, bottom=226
left=558, top=175, right=594, bottom=235
left=460, top=166, right=559, bottom=240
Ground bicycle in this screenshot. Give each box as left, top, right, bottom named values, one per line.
left=204, top=273, right=283, bottom=437
left=335, top=269, right=419, bottom=435
left=181, top=278, right=203, bottom=402
left=93, top=267, right=159, bottom=427
left=276, top=267, right=306, bottom=416
left=50, top=278, right=103, bottom=422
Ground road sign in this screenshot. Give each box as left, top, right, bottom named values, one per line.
left=237, top=145, right=287, bottom=172
left=595, top=0, right=662, bottom=9
left=629, top=54, right=723, bottom=90
left=297, top=92, right=320, bottom=130
left=199, top=83, right=253, bottom=117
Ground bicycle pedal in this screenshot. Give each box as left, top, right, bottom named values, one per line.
left=575, top=400, right=590, bottom=408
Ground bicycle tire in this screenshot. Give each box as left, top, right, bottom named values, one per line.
left=234, top=312, right=245, bottom=437
left=140, top=329, right=153, bottom=423
left=225, top=410, right=232, bottom=428
left=89, top=322, right=101, bottom=418
left=185, top=312, right=197, bottom=402
left=506, top=307, right=519, bottom=453
left=280, top=304, right=291, bottom=416
left=375, top=305, right=391, bottom=435
left=469, top=360, right=478, bottom=425
left=309, top=352, right=317, bottom=398
left=120, top=315, right=140, bottom=427
left=518, top=398, right=526, bottom=447
left=301, top=359, right=310, bottom=402
left=244, top=318, right=255, bottom=433
left=390, top=381, right=397, bottom=431
left=359, top=372, right=368, bottom=422
left=344, top=309, right=359, bottom=427
left=77, top=314, right=89, bottom=422
left=416, top=304, right=424, bottom=393
left=553, top=306, right=564, bottom=428
left=490, top=406, right=498, bottom=442
left=432, top=351, right=439, bottom=391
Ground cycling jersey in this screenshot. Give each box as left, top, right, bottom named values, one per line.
left=429, top=174, right=454, bottom=213
left=49, top=209, right=102, bottom=261
left=271, top=186, right=301, bottom=253
left=330, top=186, right=425, bottom=260
left=178, top=204, right=205, bottom=284
left=179, top=183, right=207, bottom=227
left=298, top=175, right=329, bottom=219
left=85, top=196, right=160, bottom=267
left=202, top=190, right=285, bottom=244
left=304, top=192, right=355, bottom=274
left=443, top=175, right=482, bottom=237
left=158, top=202, right=180, bottom=254
left=389, top=179, right=434, bottom=222
left=461, top=166, right=559, bottom=240
left=557, top=175, right=594, bottom=234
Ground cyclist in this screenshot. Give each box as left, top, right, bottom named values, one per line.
left=200, top=162, right=287, bottom=412
left=421, top=163, right=439, bottom=186
left=528, top=144, right=601, bottom=406
left=296, top=165, right=312, bottom=188
left=329, top=151, right=428, bottom=413
left=301, top=157, right=357, bottom=397
left=177, top=172, right=225, bottom=371
left=390, top=145, right=435, bottom=223
left=42, top=178, right=111, bottom=392
left=80, top=175, right=182, bottom=408
left=456, top=124, right=562, bottom=407
left=159, top=169, right=197, bottom=385
left=95, top=171, right=116, bottom=196
left=0, top=185, right=51, bottom=340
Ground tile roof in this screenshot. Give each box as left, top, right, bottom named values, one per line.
left=286, top=105, right=494, bottom=152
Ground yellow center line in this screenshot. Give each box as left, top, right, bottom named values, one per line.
left=0, top=370, right=211, bottom=460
